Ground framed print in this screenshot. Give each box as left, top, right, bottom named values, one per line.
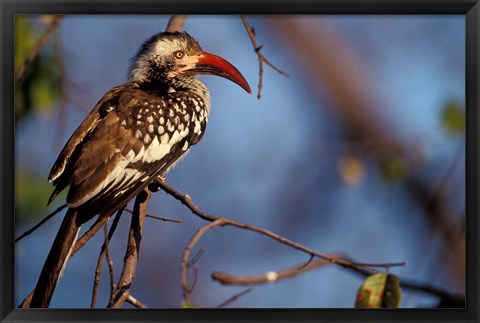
left=1, top=1, right=479, bottom=322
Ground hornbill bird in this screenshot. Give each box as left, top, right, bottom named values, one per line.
left=29, top=31, right=251, bottom=308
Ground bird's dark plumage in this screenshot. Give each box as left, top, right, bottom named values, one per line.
left=29, top=31, right=250, bottom=307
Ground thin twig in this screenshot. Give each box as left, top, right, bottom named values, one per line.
left=189, top=267, right=199, bottom=294
left=105, top=228, right=116, bottom=302
left=216, top=288, right=254, bottom=308
left=91, top=209, right=122, bottom=308
left=124, top=208, right=183, bottom=224
left=145, top=213, right=183, bottom=224
left=15, top=204, right=67, bottom=243
left=16, top=16, right=64, bottom=83
left=188, top=247, right=206, bottom=268
left=297, top=255, right=315, bottom=270
left=240, top=16, right=288, bottom=99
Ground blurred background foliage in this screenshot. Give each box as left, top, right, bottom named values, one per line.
left=441, top=100, right=465, bottom=136
left=15, top=15, right=465, bottom=308
left=15, top=16, right=65, bottom=223
left=15, top=16, right=63, bottom=121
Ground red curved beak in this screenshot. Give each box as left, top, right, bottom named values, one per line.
left=189, top=51, right=252, bottom=94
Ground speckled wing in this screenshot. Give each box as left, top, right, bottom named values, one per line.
left=49, top=82, right=207, bottom=219
left=48, top=85, right=125, bottom=204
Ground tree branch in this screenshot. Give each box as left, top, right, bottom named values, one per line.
left=212, top=258, right=332, bottom=286
left=108, top=189, right=150, bottom=308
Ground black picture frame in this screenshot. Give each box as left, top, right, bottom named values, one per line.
left=1, top=0, right=479, bottom=322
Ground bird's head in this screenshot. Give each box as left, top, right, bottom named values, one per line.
left=129, top=31, right=251, bottom=93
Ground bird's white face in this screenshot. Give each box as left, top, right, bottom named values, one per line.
left=129, top=34, right=202, bottom=82
left=152, top=38, right=200, bottom=78
left=152, top=37, right=195, bottom=60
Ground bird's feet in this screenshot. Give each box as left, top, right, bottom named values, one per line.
left=148, top=175, right=166, bottom=192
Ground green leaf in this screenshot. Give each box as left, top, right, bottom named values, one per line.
left=441, top=101, right=465, bottom=135
left=355, top=273, right=402, bottom=308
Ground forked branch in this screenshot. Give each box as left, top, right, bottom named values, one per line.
left=241, top=16, right=288, bottom=99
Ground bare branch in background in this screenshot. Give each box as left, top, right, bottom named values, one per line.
left=16, top=16, right=64, bottom=83
left=241, top=16, right=288, bottom=99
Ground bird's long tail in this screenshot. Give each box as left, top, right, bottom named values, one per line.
left=29, top=208, right=81, bottom=308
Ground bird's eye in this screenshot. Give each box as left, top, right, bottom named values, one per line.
left=174, top=51, right=184, bottom=59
